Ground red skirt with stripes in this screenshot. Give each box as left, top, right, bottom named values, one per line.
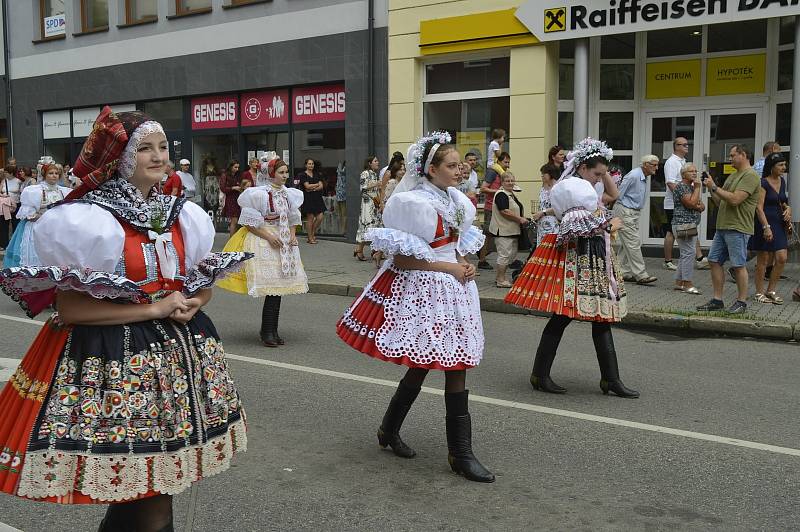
left=504, top=233, right=627, bottom=322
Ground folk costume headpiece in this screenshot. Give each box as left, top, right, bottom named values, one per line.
left=67, top=106, right=165, bottom=200
left=560, top=137, right=613, bottom=181
left=394, top=131, right=452, bottom=195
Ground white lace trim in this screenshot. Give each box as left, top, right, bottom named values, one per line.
left=238, top=206, right=265, bottom=228
left=365, top=228, right=436, bottom=262
left=457, top=226, right=485, bottom=256
left=375, top=267, right=484, bottom=367
left=117, top=122, right=166, bottom=181
left=16, top=419, right=247, bottom=501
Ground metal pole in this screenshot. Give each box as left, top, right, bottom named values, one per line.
left=2, top=0, right=12, bottom=157
left=573, top=38, right=589, bottom=143
left=790, top=16, right=800, bottom=223
left=367, top=0, right=375, bottom=155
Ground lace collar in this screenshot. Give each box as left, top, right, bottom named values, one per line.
left=72, top=177, right=185, bottom=233
left=415, top=180, right=465, bottom=230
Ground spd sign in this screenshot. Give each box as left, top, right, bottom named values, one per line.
left=44, top=14, right=66, bottom=38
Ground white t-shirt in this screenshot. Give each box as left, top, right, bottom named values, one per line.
left=468, top=169, right=479, bottom=190
left=176, top=171, right=197, bottom=199
left=662, top=153, right=685, bottom=210
left=487, top=140, right=500, bottom=168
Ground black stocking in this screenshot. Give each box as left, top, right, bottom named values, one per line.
left=102, top=494, right=174, bottom=532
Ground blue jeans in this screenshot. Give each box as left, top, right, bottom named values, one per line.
left=708, top=229, right=749, bottom=267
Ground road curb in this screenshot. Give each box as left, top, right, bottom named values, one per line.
left=307, top=282, right=796, bottom=341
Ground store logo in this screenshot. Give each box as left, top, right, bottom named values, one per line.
left=244, top=98, right=261, bottom=121
left=244, top=96, right=286, bottom=121
left=544, top=7, right=566, bottom=32
left=269, top=96, right=285, bottom=119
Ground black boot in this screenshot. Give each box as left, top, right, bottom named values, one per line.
left=530, top=332, right=567, bottom=394
left=260, top=296, right=279, bottom=347
left=98, top=505, right=133, bottom=532
left=377, top=380, right=421, bottom=458
left=592, top=324, right=639, bottom=398
left=445, top=390, right=495, bottom=483
left=274, top=296, right=284, bottom=345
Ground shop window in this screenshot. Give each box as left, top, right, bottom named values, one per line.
left=143, top=99, right=183, bottom=131
left=647, top=26, right=701, bottom=58
left=43, top=143, right=72, bottom=166
left=81, top=0, right=108, bottom=31
left=780, top=17, right=795, bottom=46
left=776, top=103, right=791, bottom=148
left=176, top=0, right=211, bottom=14
left=612, top=155, right=632, bottom=176
left=778, top=50, right=793, bottom=92
left=423, top=97, right=510, bottom=172
left=557, top=112, right=573, bottom=150
left=599, top=64, right=634, bottom=100
left=559, top=63, right=574, bottom=100
left=126, top=0, right=157, bottom=23
left=707, top=20, right=766, bottom=53
left=193, top=134, right=238, bottom=213
left=601, top=33, right=635, bottom=60
left=425, top=58, right=510, bottom=94
left=39, top=0, right=66, bottom=39
left=599, top=112, right=633, bottom=150
left=559, top=40, right=575, bottom=60
left=293, top=127, right=346, bottom=236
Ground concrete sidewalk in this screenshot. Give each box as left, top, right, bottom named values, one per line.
left=214, top=234, right=800, bottom=342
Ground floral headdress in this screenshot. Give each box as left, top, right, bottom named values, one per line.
left=560, top=137, right=614, bottom=181
left=394, top=131, right=452, bottom=195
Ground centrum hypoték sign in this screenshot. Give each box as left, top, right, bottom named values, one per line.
left=516, top=0, right=800, bottom=41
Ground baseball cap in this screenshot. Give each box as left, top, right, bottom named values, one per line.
left=179, top=159, right=190, bottom=165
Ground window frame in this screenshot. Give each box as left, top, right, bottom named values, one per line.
left=80, top=0, right=109, bottom=33
left=38, top=0, right=67, bottom=41
left=125, top=0, right=158, bottom=25
left=175, top=0, right=212, bottom=16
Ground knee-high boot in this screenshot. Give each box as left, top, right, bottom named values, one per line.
left=444, top=390, right=495, bottom=483
left=260, top=296, right=279, bottom=347
left=592, top=324, right=639, bottom=398
left=377, top=380, right=421, bottom=458
left=274, top=296, right=284, bottom=345
left=530, top=315, right=570, bottom=393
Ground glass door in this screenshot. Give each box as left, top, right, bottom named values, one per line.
left=643, top=112, right=703, bottom=246
left=702, top=109, right=761, bottom=243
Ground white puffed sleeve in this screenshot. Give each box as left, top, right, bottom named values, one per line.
left=178, top=201, right=215, bottom=271
left=34, top=203, right=125, bottom=271
left=16, top=185, right=42, bottom=219
left=286, top=187, right=304, bottom=226
left=550, top=177, right=610, bottom=246
left=448, top=187, right=485, bottom=256
left=367, top=192, right=439, bottom=261
left=237, top=187, right=268, bottom=228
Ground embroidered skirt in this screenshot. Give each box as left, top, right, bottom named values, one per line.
left=0, top=311, right=246, bottom=504
left=337, top=261, right=484, bottom=370
left=217, top=227, right=308, bottom=297
left=505, top=233, right=627, bottom=322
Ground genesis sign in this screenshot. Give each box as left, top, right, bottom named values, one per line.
left=516, top=0, right=800, bottom=41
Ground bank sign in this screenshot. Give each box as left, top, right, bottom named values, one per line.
left=516, top=0, right=800, bottom=41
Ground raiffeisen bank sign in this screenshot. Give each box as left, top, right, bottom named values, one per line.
left=516, top=0, right=800, bottom=41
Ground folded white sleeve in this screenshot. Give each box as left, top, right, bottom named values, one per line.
left=16, top=185, right=42, bottom=220
left=237, top=187, right=268, bottom=228
left=367, top=192, right=438, bottom=261
left=178, top=201, right=215, bottom=271
left=286, top=188, right=304, bottom=226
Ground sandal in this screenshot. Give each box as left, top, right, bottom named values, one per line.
left=766, top=291, right=784, bottom=305
left=793, top=289, right=800, bottom=302
left=636, top=276, right=657, bottom=285
left=684, top=287, right=702, bottom=295
left=673, top=285, right=685, bottom=291
left=353, top=250, right=368, bottom=261
left=495, top=280, right=513, bottom=288
left=754, top=293, right=771, bottom=303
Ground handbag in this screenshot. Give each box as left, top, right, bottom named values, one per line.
left=674, top=222, right=698, bottom=239
left=518, top=221, right=533, bottom=251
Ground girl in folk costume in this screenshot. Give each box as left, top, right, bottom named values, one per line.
left=0, top=107, right=250, bottom=531
left=337, top=132, right=494, bottom=483
left=3, top=164, right=72, bottom=268
left=505, top=138, right=639, bottom=398
left=217, top=158, right=308, bottom=347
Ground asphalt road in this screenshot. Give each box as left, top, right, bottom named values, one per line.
left=0, top=291, right=798, bottom=531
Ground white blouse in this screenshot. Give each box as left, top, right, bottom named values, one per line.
left=237, top=185, right=304, bottom=228
left=0, top=177, right=22, bottom=203
left=16, top=183, right=72, bottom=220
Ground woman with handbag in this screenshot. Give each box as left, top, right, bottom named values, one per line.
left=490, top=172, right=527, bottom=287
left=354, top=156, right=382, bottom=261
left=671, top=164, right=705, bottom=294
left=750, top=152, right=790, bottom=304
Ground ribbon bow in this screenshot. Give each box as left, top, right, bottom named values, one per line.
left=147, top=230, right=177, bottom=281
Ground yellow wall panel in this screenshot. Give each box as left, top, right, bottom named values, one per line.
left=389, top=34, right=421, bottom=60
left=389, top=59, right=417, bottom=104
left=510, top=94, right=546, bottom=139
left=389, top=102, right=417, bottom=145
left=510, top=45, right=548, bottom=95
left=390, top=0, right=521, bottom=14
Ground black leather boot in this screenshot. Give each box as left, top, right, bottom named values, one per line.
left=377, top=380, right=421, bottom=458
left=260, top=296, right=279, bottom=347
left=530, top=332, right=567, bottom=394
left=274, top=296, right=284, bottom=345
left=444, top=390, right=495, bottom=483
left=592, top=324, right=639, bottom=398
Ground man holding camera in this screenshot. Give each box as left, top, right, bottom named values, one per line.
left=697, top=145, right=761, bottom=314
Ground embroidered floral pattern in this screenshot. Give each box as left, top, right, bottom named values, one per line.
left=183, top=252, right=252, bottom=295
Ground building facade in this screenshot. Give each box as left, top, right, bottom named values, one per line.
left=389, top=0, right=799, bottom=249
left=8, top=0, right=388, bottom=239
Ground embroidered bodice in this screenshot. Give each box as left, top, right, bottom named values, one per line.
left=237, top=185, right=303, bottom=228
left=115, top=220, right=187, bottom=296
left=17, top=184, right=72, bottom=219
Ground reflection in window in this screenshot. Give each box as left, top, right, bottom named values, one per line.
left=601, top=33, right=635, bottom=59
left=647, top=26, right=701, bottom=57
left=776, top=103, right=791, bottom=147
left=293, top=128, right=346, bottom=235
left=707, top=20, right=766, bottom=53
left=778, top=50, right=793, bottom=92
left=557, top=112, right=573, bottom=150
left=192, top=134, right=238, bottom=214
left=143, top=100, right=183, bottom=130
left=81, top=0, right=108, bottom=31
left=780, top=16, right=795, bottom=46
left=559, top=63, right=574, bottom=100
left=40, top=0, right=66, bottom=38
left=425, top=58, right=510, bottom=94
left=648, top=196, right=668, bottom=238
left=176, top=0, right=211, bottom=14
left=127, top=0, right=157, bottom=23
left=599, top=64, right=634, bottom=100
left=559, top=40, right=575, bottom=59
left=612, top=155, right=633, bottom=176
left=599, top=112, right=633, bottom=150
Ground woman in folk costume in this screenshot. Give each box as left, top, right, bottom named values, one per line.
left=505, top=138, right=638, bottom=398
left=3, top=163, right=72, bottom=268
left=217, top=158, right=308, bottom=347
left=0, top=107, right=250, bottom=532
left=337, top=132, right=494, bottom=483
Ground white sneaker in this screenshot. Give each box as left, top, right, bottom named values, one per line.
left=663, top=261, right=677, bottom=271
left=695, top=256, right=710, bottom=270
